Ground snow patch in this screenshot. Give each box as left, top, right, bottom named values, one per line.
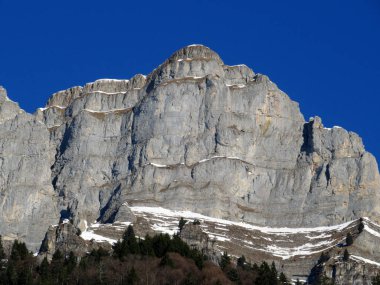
left=129, top=206, right=356, bottom=235
left=80, top=222, right=117, bottom=244
left=214, top=227, right=229, bottom=231
left=324, top=126, right=343, bottom=131
left=305, top=233, right=332, bottom=240
left=39, top=105, right=66, bottom=112
left=151, top=224, right=178, bottom=236
left=89, top=223, right=101, bottom=228
left=83, top=108, right=130, bottom=114
left=199, top=156, right=243, bottom=164
left=363, top=217, right=380, bottom=228
left=230, top=64, right=248, bottom=68
left=85, top=90, right=127, bottom=95
left=351, top=255, right=380, bottom=267
left=187, top=44, right=204, bottom=47
left=150, top=162, right=168, bottom=168
left=113, top=206, right=363, bottom=260
left=291, top=277, right=308, bottom=284
left=364, top=225, right=380, bottom=238
left=177, top=58, right=193, bottom=62
left=199, top=156, right=225, bottom=163
left=48, top=124, right=64, bottom=129
left=93, top=79, right=129, bottom=83
left=114, top=221, right=132, bottom=226
left=266, top=240, right=334, bottom=260
left=207, top=234, right=231, bottom=242
left=81, top=230, right=117, bottom=244
left=226, top=84, right=246, bottom=88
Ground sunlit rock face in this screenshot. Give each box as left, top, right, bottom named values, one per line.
left=0, top=86, right=59, bottom=250
left=1, top=45, right=379, bottom=251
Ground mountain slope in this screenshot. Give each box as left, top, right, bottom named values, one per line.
left=0, top=46, right=379, bottom=278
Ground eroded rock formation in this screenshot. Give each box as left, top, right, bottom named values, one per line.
left=0, top=45, right=379, bottom=258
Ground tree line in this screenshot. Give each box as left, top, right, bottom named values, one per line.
left=0, top=223, right=294, bottom=284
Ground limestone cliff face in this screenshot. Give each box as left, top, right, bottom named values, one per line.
left=0, top=45, right=379, bottom=250
left=0, top=87, right=59, bottom=250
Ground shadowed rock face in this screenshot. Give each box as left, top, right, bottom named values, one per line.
left=0, top=45, right=379, bottom=250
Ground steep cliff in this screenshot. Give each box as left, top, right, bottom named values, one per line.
left=0, top=45, right=379, bottom=275
left=0, top=87, right=59, bottom=250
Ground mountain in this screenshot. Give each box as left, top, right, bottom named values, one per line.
left=1, top=45, right=380, bottom=282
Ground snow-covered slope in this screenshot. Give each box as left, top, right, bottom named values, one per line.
left=79, top=206, right=372, bottom=280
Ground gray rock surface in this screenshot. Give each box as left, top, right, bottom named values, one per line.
left=0, top=45, right=379, bottom=255
left=179, top=222, right=219, bottom=263
left=39, top=220, right=109, bottom=260
left=0, top=86, right=59, bottom=251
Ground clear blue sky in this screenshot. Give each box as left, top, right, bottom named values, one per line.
left=1, top=0, right=379, bottom=160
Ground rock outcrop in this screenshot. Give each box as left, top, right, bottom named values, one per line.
left=179, top=222, right=219, bottom=263
left=39, top=219, right=109, bottom=260
left=0, top=45, right=379, bottom=263
left=0, top=87, right=59, bottom=251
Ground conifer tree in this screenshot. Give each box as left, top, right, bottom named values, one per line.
left=219, top=251, right=231, bottom=270
left=178, top=217, right=187, bottom=232
left=256, top=261, right=278, bottom=285
left=271, top=261, right=278, bottom=280
left=189, top=249, right=204, bottom=269
left=65, top=251, right=77, bottom=273
left=10, top=240, right=29, bottom=261
left=123, top=225, right=139, bottom=254
left=17, top=268, right=33, bottom=285
left=6, top=263, right=18, bottom=285
left=139, top=234, right=154, bottom=256
left=343, top=249, right=350, bottom=261
left=39, top=256, right=50, bottom=279
left=169, top=234, right=190, bottom=257
left=52, top=249, right=63, bottom=261
left=152, top=234, right=171, bottom=257
left=346, top=232, right=354, bottom=246
left=113, top=239, right=123, bottom=259
left=0, top=235, right=5, bottom=260
left=358, top=218, right=364, bottom=233
left=237, top=255, right=246, bottom=268
left=51, top=249, right=65, bottom=284
left=318, top=252, right=330, bottom=263
left=279, top=272, right=288, bottom=284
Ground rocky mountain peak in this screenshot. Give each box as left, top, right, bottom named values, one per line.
left=168, top=44, right=224, bottom=64
left=145, top=45, right=228, bottom=89
left=83, top=79, right=130, bottom=94
left=0, top=47, right=380, bottom=284
left=0, top=86, right=25, bottom=123
left=0, top=85, right=7, bottom=101
left=82, top=74, right=147, bottom=94
left=46, top=86, right=83, bottom=108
